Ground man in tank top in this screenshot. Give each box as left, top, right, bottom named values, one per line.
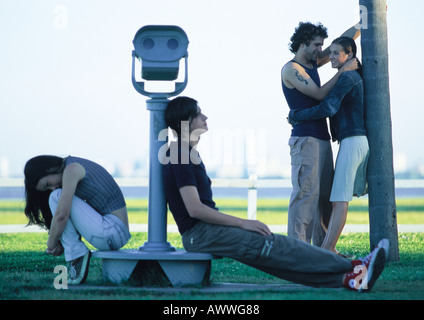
left=281, top=22, right=360, bottom=246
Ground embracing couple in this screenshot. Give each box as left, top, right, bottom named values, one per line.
left=282, top=22, right=368, bottom=258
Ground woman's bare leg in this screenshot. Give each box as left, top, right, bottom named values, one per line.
left=321, top=201, right=349, bottom=253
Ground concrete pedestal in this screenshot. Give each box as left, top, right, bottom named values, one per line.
left=92, top=250, right=214, bottom=287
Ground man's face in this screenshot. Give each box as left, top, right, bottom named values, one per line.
left=303, top=36, right=324, bottom=63
left=189, top=106, right=208, bottom=135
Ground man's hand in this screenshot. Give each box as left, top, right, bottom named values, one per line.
left=240, top=219, right=272, bottom=236
left=341, top=58, right=358, bottom=72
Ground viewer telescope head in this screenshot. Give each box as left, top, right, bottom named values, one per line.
left=132, top=25, right=189, bottom=98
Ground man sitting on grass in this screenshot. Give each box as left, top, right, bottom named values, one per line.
left=162, top=96, right=389, bottom=292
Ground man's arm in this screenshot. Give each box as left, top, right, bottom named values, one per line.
left=179, top=185, right=271, bottom=236
left=288, top=72, right=354, bottom=124
left=282, top=58, right=357, bottom=101
left=317, top=25, right=361, bottom=67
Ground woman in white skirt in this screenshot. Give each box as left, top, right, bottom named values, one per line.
left=289, top=37, right=368, bottom=255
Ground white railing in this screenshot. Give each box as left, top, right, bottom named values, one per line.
left=1, top=177, right=423, bottom=220
left=213, top=177, right=424, bottom=220
left=3, top=177, right=423, bottom=188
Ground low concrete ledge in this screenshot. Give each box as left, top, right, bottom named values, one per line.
left=92, top=249, right=215, bottom=260
left=92, top=249, right=215, bottom=287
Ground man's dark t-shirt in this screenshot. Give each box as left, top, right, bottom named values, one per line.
left=282, top=61, right=331, bottom=141
left=162, top=142, right=217, bottom=235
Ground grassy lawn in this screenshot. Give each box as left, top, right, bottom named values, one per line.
left=1, top=197, right=424, bottom=225
left=0, top=197, right=423, bottom=301
left=0, top=232, right=423, bottom=300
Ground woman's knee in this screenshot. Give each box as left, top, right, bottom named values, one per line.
left=48, top=189, right=62, bottom=213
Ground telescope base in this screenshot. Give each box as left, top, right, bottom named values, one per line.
left=91, top=249, right=214, bottom=287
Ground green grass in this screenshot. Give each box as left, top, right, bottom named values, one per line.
left=1, top=197, right=423, bottom=300
left=1, top=197, right=424, bottom=225
left=0, top=232, right=423, bottom=300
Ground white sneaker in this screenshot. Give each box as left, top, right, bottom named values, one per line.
left=377, top=239, right=390, bottom=260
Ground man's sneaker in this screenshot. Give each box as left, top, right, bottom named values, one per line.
left=344, top=244, right=387, bottom=292
left=351, top=238, right=390, bottom=267
left=377, top=239, right=390, bottom=260
left=68, top=251, right=91, bottom=285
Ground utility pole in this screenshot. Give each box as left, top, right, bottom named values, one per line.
left=359, top=0, right=399, bottom=261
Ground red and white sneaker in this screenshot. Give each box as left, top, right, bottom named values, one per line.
left=377, top=239, right=390, bottom=260
left=343, top=240, right=388, bottom=292
left=351, top=239, right=390, bottom=268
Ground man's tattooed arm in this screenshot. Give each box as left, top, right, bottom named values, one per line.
left=294, top=70, right=308, bottom=85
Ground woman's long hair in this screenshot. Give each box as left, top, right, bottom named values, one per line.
left=23, top=155, right=66, bottom=230
left=332, top=36, right=363, bottom=79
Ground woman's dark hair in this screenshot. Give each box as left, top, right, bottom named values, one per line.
left=165, top=96, right=199, bottom=138
left=331, top=36, right=363, bottom=78
left=24, top=155, right=66, bottom=230
left=289, top=22, right=328, bottom=53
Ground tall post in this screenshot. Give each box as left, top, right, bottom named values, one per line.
left=359, top=0, right=399, bottom=261
left=139, top=97, right=175, bottom=252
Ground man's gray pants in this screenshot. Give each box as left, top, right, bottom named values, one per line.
left=182, top=222, right=352, bottom=288
left=288, top=136, right=334, bottom=246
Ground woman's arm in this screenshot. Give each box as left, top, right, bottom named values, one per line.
left=179, top=185, right=271, bottom=236
left=288, top=72, right=355, bottom=124
left=46, top=163, right=85, bottom=251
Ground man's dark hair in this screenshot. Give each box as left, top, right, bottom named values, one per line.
left=289, top=22, right=328, bottom=53
left=165, top=96, right=199, bottom=137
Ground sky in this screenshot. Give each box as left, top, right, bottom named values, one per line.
left=0, top=0, right=422, bottom=178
